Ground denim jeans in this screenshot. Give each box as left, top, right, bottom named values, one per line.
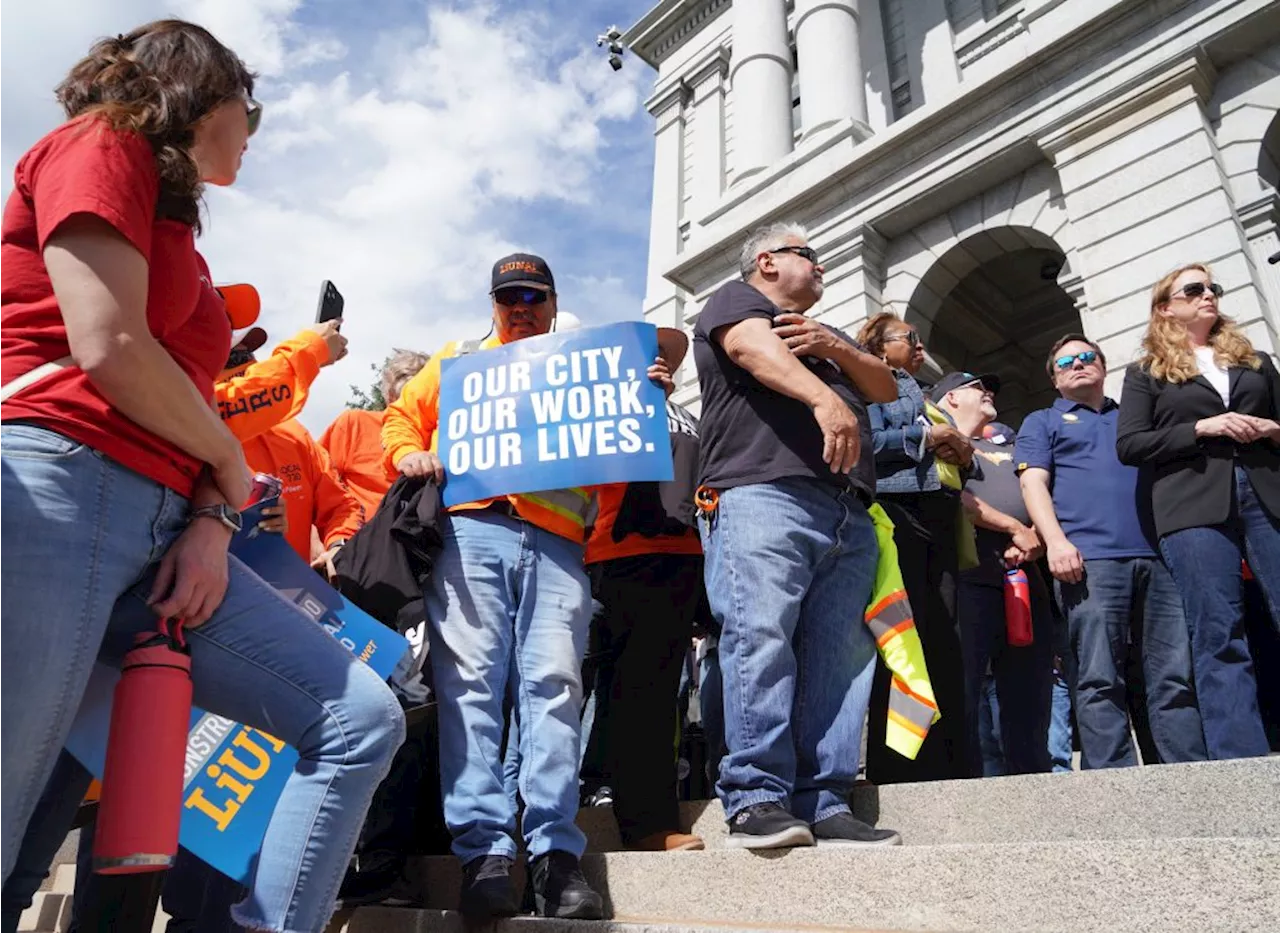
left=0, top=425, right=404, bottom=932
left=1158, top=467, right=1279, bottom=759
left=699, top=478, right=878, bottom=823
left=958, top=574, right=1054, bottom=776
left=977, top=676, right=1006, bottom=777
left=1048, top=664, right=1075, bottom=773
left=423, top=510, right=591, bottom=864
left=699, top=639, right=726, bottom=789
left=1055, top=556, right=1205, bottom=769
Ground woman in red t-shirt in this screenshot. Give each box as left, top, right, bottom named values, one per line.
left=0, top=21, right=402, bottom=932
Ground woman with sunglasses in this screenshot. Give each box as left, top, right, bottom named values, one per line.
left=1117, top=263, right=1280, bottom=760
left=1, top=22, right=402, bottom=931
left=856, top=313, right=974, bottom=783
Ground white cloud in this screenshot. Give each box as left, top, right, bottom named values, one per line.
left=2, top=0, right=652, bottom=437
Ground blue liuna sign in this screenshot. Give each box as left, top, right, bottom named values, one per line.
left=437, top=321, right=674, bottom=507
left=64, top=501, right=410, bottom=884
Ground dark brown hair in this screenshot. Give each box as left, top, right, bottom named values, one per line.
left=1045, top=333, right=1105, bottom=381
left=857, top=311, right=909, bottom=358
left=56, top=20, right=255, bottom=231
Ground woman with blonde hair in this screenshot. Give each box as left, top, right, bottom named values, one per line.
left=1117, top=262, right=1280, bottom=760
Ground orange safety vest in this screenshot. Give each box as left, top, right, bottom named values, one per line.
left=382, top=336, right=593, bottom=544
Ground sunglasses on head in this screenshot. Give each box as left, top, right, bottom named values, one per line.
left=769, top=245, right=820, bottom=265
left=1171, top=281, right=1224, bottom=301
left=493, top=288, right=549, bottom=307
left=1055, top=350, right=1098, bottom=371
left=245, top=95, right=262, bottom=136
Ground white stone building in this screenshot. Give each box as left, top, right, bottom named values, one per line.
left=623, top=0, right=1280, bottom=424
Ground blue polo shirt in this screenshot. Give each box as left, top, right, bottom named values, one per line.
left=1015, top=397, right=1156, bottom=560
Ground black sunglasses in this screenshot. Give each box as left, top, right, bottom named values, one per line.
left=1171, top=281, right=1224, bottom=301
left=769, top=246, right=819, bottom=264
left=245, top=96, right=262, bottom=137
left=884, top=331, right=921, bottom=348
left=493, top=288, right=549, bottom=307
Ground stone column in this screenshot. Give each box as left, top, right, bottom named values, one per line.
left=794, top=0, right=872, bottom=141
left=688, top=48, right=731, bottom=224
left=642, top=81, right=690, bottom=305
left=729, top=0, right=793, bottom=184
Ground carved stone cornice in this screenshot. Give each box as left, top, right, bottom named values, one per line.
left=623, top=0, right=733, bottom=69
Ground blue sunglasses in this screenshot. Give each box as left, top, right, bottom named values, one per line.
left=1054, top=350, right=1098, bottom=371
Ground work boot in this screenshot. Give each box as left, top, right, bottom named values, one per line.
left=530, top=850, right=603, bottom=919
left=459, top=854, right=517, bottom=918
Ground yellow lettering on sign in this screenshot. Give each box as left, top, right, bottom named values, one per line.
left=251, top=728, right=287, bottom=753
left=185, top=787, right=240, bottom=832
left=208, top=764, right=254, bottom=804
left=220, top=730, right=273, bottom=781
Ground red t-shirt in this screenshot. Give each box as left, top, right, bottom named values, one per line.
left=1, top=117, right=231, bottom=496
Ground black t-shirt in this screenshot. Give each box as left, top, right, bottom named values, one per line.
left=962, top=435, right=1026, bottom=587
left=692, top=280, right=875, bottom=498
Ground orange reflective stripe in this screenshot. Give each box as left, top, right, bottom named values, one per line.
left=887, top=707, right=929, bottom=739
left=891, top=675, right=939, bottom=712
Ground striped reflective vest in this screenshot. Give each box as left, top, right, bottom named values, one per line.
left=865, top=502, right=940, bottom=759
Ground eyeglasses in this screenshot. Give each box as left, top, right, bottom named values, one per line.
left=1170, top=281, right=1224, bottom=301
left=769, top=246, right=820, bottom=265
left=1054, top=350, right=1099, bottom=371
left=245, top=96, right=262, bottom=137
left=884, top=331, right=921, bottom=348
left=493, top=288, right=549, bottom=307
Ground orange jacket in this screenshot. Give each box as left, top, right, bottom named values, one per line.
left=242, top=419, right=364, bottom=560
left=216, top=331, right=330, bottom=442
left=319, top=408, right=394, bottom=519
left=585, top=483, right=702, bottom=564
left=383, top=333, right=593, bottom=543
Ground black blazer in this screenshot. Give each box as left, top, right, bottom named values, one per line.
left=1116, top=353, right=1280, bottom=538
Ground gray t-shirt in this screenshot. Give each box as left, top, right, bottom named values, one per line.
left=962, top=435, right=1027, bottom=587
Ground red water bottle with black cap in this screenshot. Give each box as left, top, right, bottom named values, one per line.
left=1004, top=567, right=1034, bottom=648
left=93, top=618, right=192, bottom=874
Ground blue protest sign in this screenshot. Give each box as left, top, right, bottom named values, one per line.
left=64, top=501, right=409, bottom=883
left=437, top=322, right=673, bottom=507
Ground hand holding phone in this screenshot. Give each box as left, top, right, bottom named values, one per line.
left=316, top=280, right=344, bottom=327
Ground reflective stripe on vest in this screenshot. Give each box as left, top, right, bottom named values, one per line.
left=865, top=503, right=940, bottom=760
left=451, top=339, right=593, bottom=542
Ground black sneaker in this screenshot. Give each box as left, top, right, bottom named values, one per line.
left=726, top=802, right=815, bottom=849
left=530, top=850, right=604, bottom=920
left=336, top=869, right=422, bottom=909
left=459, top=854, right=518, bottom=918
left=812, top=811, right=902, bottom=847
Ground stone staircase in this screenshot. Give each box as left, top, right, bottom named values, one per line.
left=21, top=759, right=1280, bottom=933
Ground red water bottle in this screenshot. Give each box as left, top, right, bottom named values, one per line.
left=1004, top=568, right=1034, bottom=648
left=93, top=619, right=192, bottom=874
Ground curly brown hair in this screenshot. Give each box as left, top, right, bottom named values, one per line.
left=56, top=20, right=255, bottom=232
left=856, top=310, right=907, bottom=358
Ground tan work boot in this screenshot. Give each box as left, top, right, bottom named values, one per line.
left=631, top=830, right=706, bottom=852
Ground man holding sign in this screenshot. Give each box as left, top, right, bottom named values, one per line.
left=382, top=254, right=672, bottom=921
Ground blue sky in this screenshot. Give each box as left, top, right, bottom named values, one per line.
left=1, top=0, right=660, bottom=432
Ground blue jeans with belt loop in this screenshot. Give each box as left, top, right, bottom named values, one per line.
left=1158, top=467, right=1280, bottom=759
left=423, top=509, right=592, bottom=865
left=0, top=424, right=405, bottom=933
left=699, top=477, right=879, bottom=823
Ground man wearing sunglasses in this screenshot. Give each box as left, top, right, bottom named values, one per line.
left=381, top=253, right=671, bottom=921
left=1015, top=334, right=1205, bottom=770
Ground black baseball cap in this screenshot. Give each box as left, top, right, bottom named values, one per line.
left=929, top=371, right=1001, bottom=399
left=491, top=253, right=555, bottom=293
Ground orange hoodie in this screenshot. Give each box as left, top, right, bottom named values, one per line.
left=319, top=408, right=395, bottom=519
left=216, top=331, right=331, bottom=442
left=242, top=419, right=365, bottom=560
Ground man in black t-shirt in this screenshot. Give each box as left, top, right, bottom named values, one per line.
left=930, top=372, right=1054, bottom=777
left=693, top=221, right=902, bottom=849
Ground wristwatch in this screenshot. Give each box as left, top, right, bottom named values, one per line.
left=191, top=503, right=243, bottom=534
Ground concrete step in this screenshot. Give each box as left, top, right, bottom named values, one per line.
left=338, top=910, right=894, bottom=932
left=16, top=891, right=70, bottom=933
left=576, top=757, right=1280, bottom=850
left=398, top=837, right=1279, bottom=932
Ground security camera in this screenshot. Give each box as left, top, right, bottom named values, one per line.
left=597, top=25, right=624, bottom=70
left=608, top=53, right=623, bottom=72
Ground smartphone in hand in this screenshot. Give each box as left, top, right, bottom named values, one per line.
left=316, top=280, right=344, bottom=326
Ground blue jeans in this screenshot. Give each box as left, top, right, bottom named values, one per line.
left=0, top=425, right=404, bottom=932
left=699, top=478, right=878, bottom=823
left=1158, top=467, right=1280, bottom=759
left=1055, top=556, right=1205, bottom=769
left=977, top=676, right=1006, bottom=777
left=699, top=639, right=725, bottom=789
left=424, top=510, right=591, bottom=864
left=1048, top=663, right=1074, bottom=773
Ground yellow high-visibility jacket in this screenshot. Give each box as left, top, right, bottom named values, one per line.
left=865, top=502, right=940, bottom=759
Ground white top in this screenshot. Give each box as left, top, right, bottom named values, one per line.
left=1195, top=346, right=1230, bottom=405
